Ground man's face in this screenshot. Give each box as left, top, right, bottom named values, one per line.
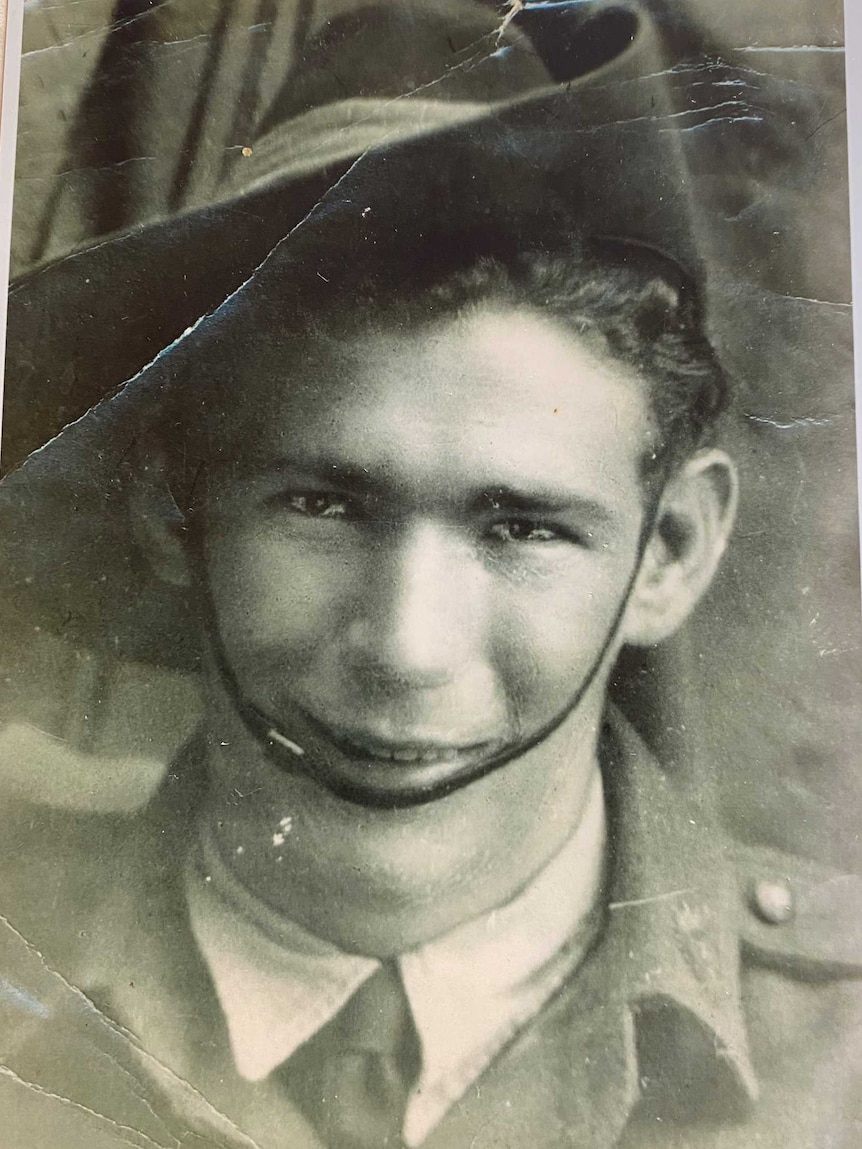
left=195, top=306, right=656, bottom=952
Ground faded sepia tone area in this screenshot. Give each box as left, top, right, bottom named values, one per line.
left=0, top=3, right=860, bottom=1148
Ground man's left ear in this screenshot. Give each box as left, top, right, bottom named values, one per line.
left=622, top=448, right=739, bottom=646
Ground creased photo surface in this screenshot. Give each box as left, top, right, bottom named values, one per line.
left=1, top=3, right=860, bottom=1147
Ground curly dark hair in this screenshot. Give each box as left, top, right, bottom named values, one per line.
left=391, top=240, right=728, bottom=490
left=160, top=236, right=729, bottom=506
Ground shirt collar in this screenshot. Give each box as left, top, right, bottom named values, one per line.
left=187, top=765, right=606, bottom=1142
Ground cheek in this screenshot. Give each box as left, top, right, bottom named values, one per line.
left=203, top=524, right=365, bottom=666
left=489, top=551, right=638, bottom=714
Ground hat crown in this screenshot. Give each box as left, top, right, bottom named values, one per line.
left=258, top=0, right=641, bottom=134
left=223, top=0, right=643, bottom=203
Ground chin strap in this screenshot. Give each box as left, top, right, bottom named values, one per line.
left=196, top=494, right=662, bottom=809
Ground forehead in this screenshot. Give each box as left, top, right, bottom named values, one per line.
left=221, top=307, right=654, bottom=497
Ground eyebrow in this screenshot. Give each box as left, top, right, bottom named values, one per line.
left=261, top=461, right=391, bottom=498
left=474, top=488, right=623, bottom=533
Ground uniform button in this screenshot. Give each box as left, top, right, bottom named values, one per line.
left=751, top=878, right=794, bottom=925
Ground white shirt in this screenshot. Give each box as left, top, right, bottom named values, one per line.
left=187, top=769, right=606, bottom=1146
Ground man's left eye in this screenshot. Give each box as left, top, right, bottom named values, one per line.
left=488, top=520, right=562, bottom=543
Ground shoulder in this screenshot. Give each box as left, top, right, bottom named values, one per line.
left=0, top=798, right=135, bottom=911
left=0, top=791, right=185, bottom=976
left=728, top=837, right=862, bottom=978
left=728, top=839, right=862, bottom=1143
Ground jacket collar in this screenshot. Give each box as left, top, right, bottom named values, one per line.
left=603, top=711, right=758, bottom=1107
left=422, top=707, right=758, bottom=1149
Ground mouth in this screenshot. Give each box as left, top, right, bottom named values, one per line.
left=245, top=697, right=508, bottom=808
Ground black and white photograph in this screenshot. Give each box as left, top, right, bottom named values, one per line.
left=0, top=2, right=860, bottom=1146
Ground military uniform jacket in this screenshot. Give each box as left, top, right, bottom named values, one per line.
left=1, top=714, right=860, bottom=1149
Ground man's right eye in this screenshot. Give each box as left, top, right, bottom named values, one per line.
left=284, top=492, right=352, bottom=518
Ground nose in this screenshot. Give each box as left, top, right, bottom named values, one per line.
left=347, top=521, right=484, bottom=689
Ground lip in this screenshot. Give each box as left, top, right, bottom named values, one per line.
left=249, top=698, right=508, bottom=807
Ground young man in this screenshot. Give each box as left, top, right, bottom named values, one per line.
left=142, top=239, right=737, bottom=963
left=137, top=235, right=743, bottom=1141
left=1, top=45, right=860, bottom=1149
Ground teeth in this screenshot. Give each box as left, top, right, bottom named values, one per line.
left=348, top=738, right=462, bottom=764
left=392, top=747, right=423, bottom=762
